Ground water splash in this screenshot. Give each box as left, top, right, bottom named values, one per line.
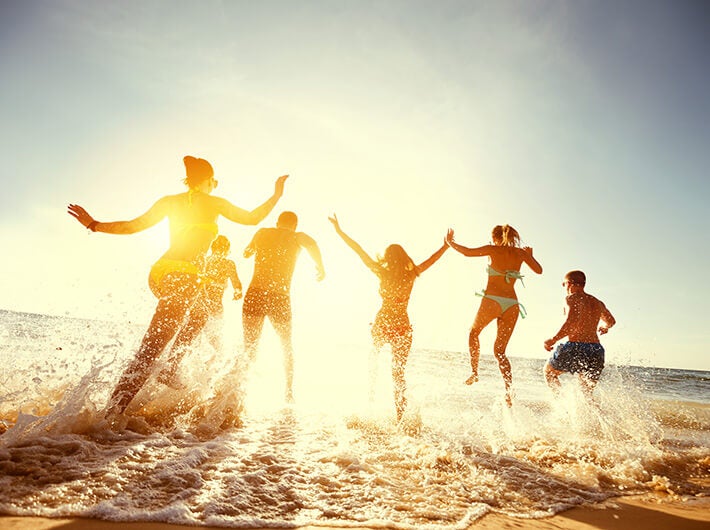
left=0, top=310, right=708, bottom=528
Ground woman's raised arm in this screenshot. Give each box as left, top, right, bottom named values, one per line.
left=416, top=241, right=449, bottom=274
left=328, top=214, right=378, bottom=271
left=219, top=174, right=288, bottom=226
left=445, top=228, right=491, bottom=257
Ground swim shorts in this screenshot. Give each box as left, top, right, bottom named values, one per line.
left=548, top=342, right=605, bottom=381
left=242, top=288, right=291, bottom=325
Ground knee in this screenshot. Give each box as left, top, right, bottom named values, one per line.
left=493, top=348, right=509, bottom=361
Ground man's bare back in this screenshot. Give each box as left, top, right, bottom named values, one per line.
left=565, top=291, right=612, bottom=343
left=246, top=227, right=304, bottom=293
left=543, top=270, right=616, bottom=395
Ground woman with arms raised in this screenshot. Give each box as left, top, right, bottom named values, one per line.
left=68, top=156, right=287, bottom=417
left=446, top=224, right=542, bottom=407
left=329, top=214, right=448, bottom=422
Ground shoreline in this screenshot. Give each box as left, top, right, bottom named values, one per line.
left=2, top=495, right=709, bottom=530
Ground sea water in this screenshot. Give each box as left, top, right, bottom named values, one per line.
left=0, top=309, right=708, bottom=529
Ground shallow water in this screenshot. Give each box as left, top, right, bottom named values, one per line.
left=0, top=309, right=708, bottom=529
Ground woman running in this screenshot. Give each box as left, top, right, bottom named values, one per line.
left=329, top=214, right=448, bottom=422
left=68, top=156, right=287, bottom=416
left=446, top=224, right=542, bottom=406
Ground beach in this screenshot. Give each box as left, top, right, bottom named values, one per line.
left=1, top=310, right=709, bottom=529
left=3, top=495, right=710, bottom=529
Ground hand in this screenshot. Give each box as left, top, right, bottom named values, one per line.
left=445, top=228, right=455, bottom=246
left=327, top=213, right=340, bottom=230
left=274, top=174, right=289, bottom=196
left=67, top=204, right=94, bottom=228
left=315, top=266, right=325, bottom=282
left=233, top=287, right=243, bottom=301
left=598, top=326, right=609, bottom=335
left=544, top=339, right=556, bottom=352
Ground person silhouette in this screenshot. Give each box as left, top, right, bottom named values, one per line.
left=157, top=234, right=243, bottom=388
left=68, top=156, right=287, bottom=417
left=544, top=270, right=616, bottom=398
left=329, top=214, right=448, bottom=422
left=446, top=224, right=542, bottom=406
left=241, top=211, right=325, bottom=403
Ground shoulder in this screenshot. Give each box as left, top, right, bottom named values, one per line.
left=199, top=194, right=230, bottom=211
left=488, top=245, right=520, bottom=260
left=589, top=294, right=605, bottom=308
left=248, top=227, right=270, bottom=243
left=295, top=231, right=316, bottom=243
left=158, top=192, right=185, bottom=206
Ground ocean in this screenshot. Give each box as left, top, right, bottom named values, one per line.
left=0, top=308, right=708, bottom=529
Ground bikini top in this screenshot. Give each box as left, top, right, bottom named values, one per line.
left=487, top=266, right=525, bottom=287
left=180, top=190, right=219, bottom=233
left=172, top=220, right=219, bottom=239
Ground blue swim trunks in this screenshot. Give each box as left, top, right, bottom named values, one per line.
left=548, top=342, right=605, bottom=381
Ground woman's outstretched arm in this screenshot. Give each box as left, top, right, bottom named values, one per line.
left=416, top=241, right=449, bottom=274
left=445, top=228, right=490, bottom=257
left=328, top=214, right=378, bottom=271
left=67, top=197, right=170, bottom=234
left=219, top=174, right=288, bottom=225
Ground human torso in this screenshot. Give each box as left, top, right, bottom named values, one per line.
left=249, top=228, right=301, bottom=293
left=162, top=192, right=219, bottom=263
left=374, top=266, right=416, bottom=327
left=566, top=292, right=604, bottom=343
left=204, top=255, right=233, bottom=296
left=484, top=246, right=526, bottom=298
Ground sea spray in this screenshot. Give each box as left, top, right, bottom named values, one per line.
left=0, top=309, right=708, bottom=528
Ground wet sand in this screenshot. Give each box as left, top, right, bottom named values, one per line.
left=2, top=495, right=709, bottom=530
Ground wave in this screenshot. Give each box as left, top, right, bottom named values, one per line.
left=0, top=310, right=708, bottom=528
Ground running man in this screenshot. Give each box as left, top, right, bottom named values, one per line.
left=544, top=270, right=616, bottom=397
left=242, top=211, right=325, bottom=402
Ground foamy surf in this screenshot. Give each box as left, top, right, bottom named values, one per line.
left=0, top=310, right=708, bottom=528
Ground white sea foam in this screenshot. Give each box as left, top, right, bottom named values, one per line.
left=0, top=310, right=708, bottom=528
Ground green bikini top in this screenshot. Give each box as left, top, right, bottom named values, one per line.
left=487, top=266, right=525, bottom=286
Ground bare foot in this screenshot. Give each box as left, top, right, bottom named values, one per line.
left=464, top=373, right=478, bottom=385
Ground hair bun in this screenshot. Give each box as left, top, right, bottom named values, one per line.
left=182, top=155, right=214, bottom=187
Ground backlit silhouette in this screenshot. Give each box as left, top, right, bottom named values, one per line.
left=68, top=156, right=287, bottom=418
left=329, top=214, right=447, bottom=422
left=242, top=211, right=325, bottom=402
left=157, top=234, right=243, bottom=388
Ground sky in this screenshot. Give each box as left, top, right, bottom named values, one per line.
left=1, top=0, right=708, bottom=371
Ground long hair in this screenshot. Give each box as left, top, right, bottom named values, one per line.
left=492, top=224, right=521, bottom=247
left=379, top=244, right=418, bottom=278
